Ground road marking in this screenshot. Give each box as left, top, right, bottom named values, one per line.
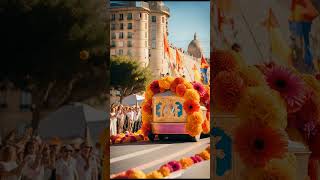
left=135, top=139, right=209, bottom=170
left=110, top=144, right=171, bottom=164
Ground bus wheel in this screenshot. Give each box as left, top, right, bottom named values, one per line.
left=148, top=132, right=155, bottom=142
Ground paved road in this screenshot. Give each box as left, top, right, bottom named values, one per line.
left=110, top=137, right=210, bottom=179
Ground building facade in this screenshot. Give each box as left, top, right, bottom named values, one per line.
left=109, top=1, right=207, bottom=80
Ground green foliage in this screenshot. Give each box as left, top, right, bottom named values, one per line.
left=0, top=0, right=108, bottom=108
left=110, top=56, right=152, bottom=99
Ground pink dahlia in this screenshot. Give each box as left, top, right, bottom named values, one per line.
left=150, top=80, right=161, bottom=94
left=167, top=161, right=182, bottom=172
left=192, top=82, right=206, bottom=97
left=264, top=65, right=307, bottom=113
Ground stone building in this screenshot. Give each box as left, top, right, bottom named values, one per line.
left=109, top=1, right=207, bottom=80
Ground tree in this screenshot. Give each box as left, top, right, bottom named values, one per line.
left=0, top=0, right=108, bottom=131
left=110, top=56, right=152, bottom=102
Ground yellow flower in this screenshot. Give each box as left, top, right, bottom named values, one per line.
left=146, top=171, right=164, bottom=179
left=80, top=50, right=89, bottom=60
left=184, top=81, right=194, bottom=89
left=184, top=89, right=200, bottom=102
left=158, top=166, right=171, bottom=177
left=235, top=86, right=287, bottom=129
left=242, top=154, right=297, bottom=180
left=197, top=150, right=210, bottom=160
left=186, top=123, right=202, bottom=137
left=302, top=74, right=320, bottom=95
left=180, top=157, right=194, bottom=169
left=187, top=112, right=203, bottom=125
left=127, top=169, right=146, bottom=179
left=239, top=66, right=267, bottom=87
left=142, top=113, right=153, bottom=123
left=159, top=79, right=171, bottom=90
left=145, top=89, right=154, bottom=100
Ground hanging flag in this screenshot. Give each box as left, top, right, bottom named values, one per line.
left=176, top=49, right=183, bottom=71
left=216, top=0, right=234, bottom=32
left=201, top=55, right=209, bottom=69
left=289, top=0, right=318, bottom=66
left=164, top=33, right=171, bottom=60
left=262, top=8, right=292, bottom=66
left=192, top=64, right=201, bottom=82
left=200, top=56, right=209, bottom=84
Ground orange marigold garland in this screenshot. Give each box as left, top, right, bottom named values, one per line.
left=184, top=89, right=200, bottom=102
left=183, top=100, right=200, bottom=114
left=176, top=83, right=187, bottom=97
left=142, top=99, right=152, bottom=114
left=170, top=77, right=185, bottom=92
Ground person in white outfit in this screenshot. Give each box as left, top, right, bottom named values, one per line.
left=0, top=146, right=25, bottom=180
left=56, top=145, right=78, bottom=180
left=110, top=107, right=117, bottom=136
left=75, top=143, right=97, bottom=180
left=21, top=141, right=44, bottom=180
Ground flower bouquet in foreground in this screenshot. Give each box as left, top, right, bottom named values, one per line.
left=213, top=49, right=320, bottom=179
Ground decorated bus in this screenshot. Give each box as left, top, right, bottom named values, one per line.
left=141, top=76, right=210, bottom=142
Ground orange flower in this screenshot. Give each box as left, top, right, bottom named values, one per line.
left=142, top=113, right=152, bottom=123
left=158, top=165, right=171, bottom=177
left=180, top=157, right=194, bottom=169
left=142, top=99, right=152, bottom=114
left=202, top=119, right=210, bottom=134
left=141, top=122, right=151, bottom=136
left=187, top=112, right=203, bottom=125
left=213, top=71, right=246, bottom=112
left=197, top=150, right=210, bottom=160
left=184, top=89, right=200, bottom=102
left=146, top=171, right=163, bottom=179
left=212, top=49, right=241, bottom=79
left=184, top=81, right=194, bottom=89
left=206, top=146, right=210, bottom=153
left=183, top=100, right=200, bottom=114
left=233, top=122, right=288, bottom=167
left=170, top=77, right=185, bottom=92
left=186, top=123, right=202, bottom=137
left=144, top=89, right=154, bottom=100
left=176, top=84, right=187, bottom=97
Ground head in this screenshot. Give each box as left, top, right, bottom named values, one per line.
left=24, top=141, right=36, bottom=155
left=2, top=146, right=17, bottom=161
left=62, top=145, right=73, bottom=160
left=80, top=143, right=92, bottom=157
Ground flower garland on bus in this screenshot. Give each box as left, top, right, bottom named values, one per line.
left=211, top=49, right=320, bottom=179
left=141, top=76, right=210, bottom=138
left=110, top=145, right=210, bottom=179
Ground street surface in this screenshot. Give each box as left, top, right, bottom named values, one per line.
left=110, top=137, right=210, bottom=179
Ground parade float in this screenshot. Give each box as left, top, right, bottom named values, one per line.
left=141, top=76, right=210, bottom=142
left=212, top=49, right=320, bottom=180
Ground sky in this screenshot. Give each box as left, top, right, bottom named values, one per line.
left=164, top=1, right=210, bottom=57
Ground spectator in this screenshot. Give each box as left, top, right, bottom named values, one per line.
left=0, top=146, right=25, bottom=180
left=75, top=142, right=97, bottom=180
left=56, top=145, right=78, bottom=180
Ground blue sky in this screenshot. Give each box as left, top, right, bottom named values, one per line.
left=164, top=1, right=210, bottom=57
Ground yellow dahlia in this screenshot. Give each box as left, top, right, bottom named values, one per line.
left=146, top=171, right=164, bottom=179
left=197, top=150, right=210, bottom=160
left=158, top=165, right=171, bottom=177
left=180, top=157, right=194, bottom=169
left=235, top=86, right=287, bottom=129
left=187, top=112, right=204, bottom=125
left=186, top=123, right=202, bottom=137
left=184, top=89, right=200, bottom=102
left=159, top=78, right=171, bottom=90
left=184, top=81, right=194, bottom=89
left=239, top=65, right=267, bottom=87
left=145, top=89, right=154, bottom=100
left=127, top=169, right=146, bottom=179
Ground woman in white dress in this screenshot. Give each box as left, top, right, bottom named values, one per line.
left=116, top=106, right=125, bottom=134
left=110, top=107, right=117, bottom=136
left=0, top=146, right=25, bottom=180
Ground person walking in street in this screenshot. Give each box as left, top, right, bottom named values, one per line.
left=56, top=145, right=78, bottom=180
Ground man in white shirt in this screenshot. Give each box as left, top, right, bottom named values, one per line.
left=126, top=108, right=134, bottom=132
left=56, top=145, right=78, bottom=180
left=75, top=142, right=97, bottom=180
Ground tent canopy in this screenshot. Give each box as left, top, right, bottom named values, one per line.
left=121, top=94, right=144, bottom=106
left=38, top=103, right=107, bottom=143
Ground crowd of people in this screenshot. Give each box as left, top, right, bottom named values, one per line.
left=109, top=104, right=142, bottom=136
left=0, top=128, right=102, bottom=180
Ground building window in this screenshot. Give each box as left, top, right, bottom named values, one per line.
left=119, top=14, right=124, bottom=20
left=145, top=32, right=147, bottom=39
left=145, top=23, right=147, bottom=29
left=152, top=41, right=156, bottom=49
left=111, top=14, right=115, bottom=21
left=111, top=24, right=116, bottom=30
left=128, top=50, right=132, bottom=56
left=111, top=32, right=116, bottom=39
left=127, top=13, right=132, bottom=20
left=162, top=17, right=164, bottom=23
left=140, top=13, right=142, bottom=18
left=20, top=89, right=32, bottom=112
left=128, top=41, right=132, bottom=47
left=118, top=41, right=124, bottom=47
left=120, top=23, right=124, bottom=30
left=118, top=49, right=123, bottom=55
left=111, top=41, right=116, bottom=47
left=145, top=41, right=147, bottom=47
left=128, top=32, right=133, bottom=39
left=128, top=23, right=132, bottom=29
left=152, top=16, right=156, bottom=22
left=152, top=30, right=156, bottom=40
left=119, top=32, right=124, bottom=39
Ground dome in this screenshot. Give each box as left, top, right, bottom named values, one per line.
left=187, top=33, right=203, bottom=58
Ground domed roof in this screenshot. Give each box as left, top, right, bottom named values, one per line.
left=187, top=33, right=203, bottom=58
